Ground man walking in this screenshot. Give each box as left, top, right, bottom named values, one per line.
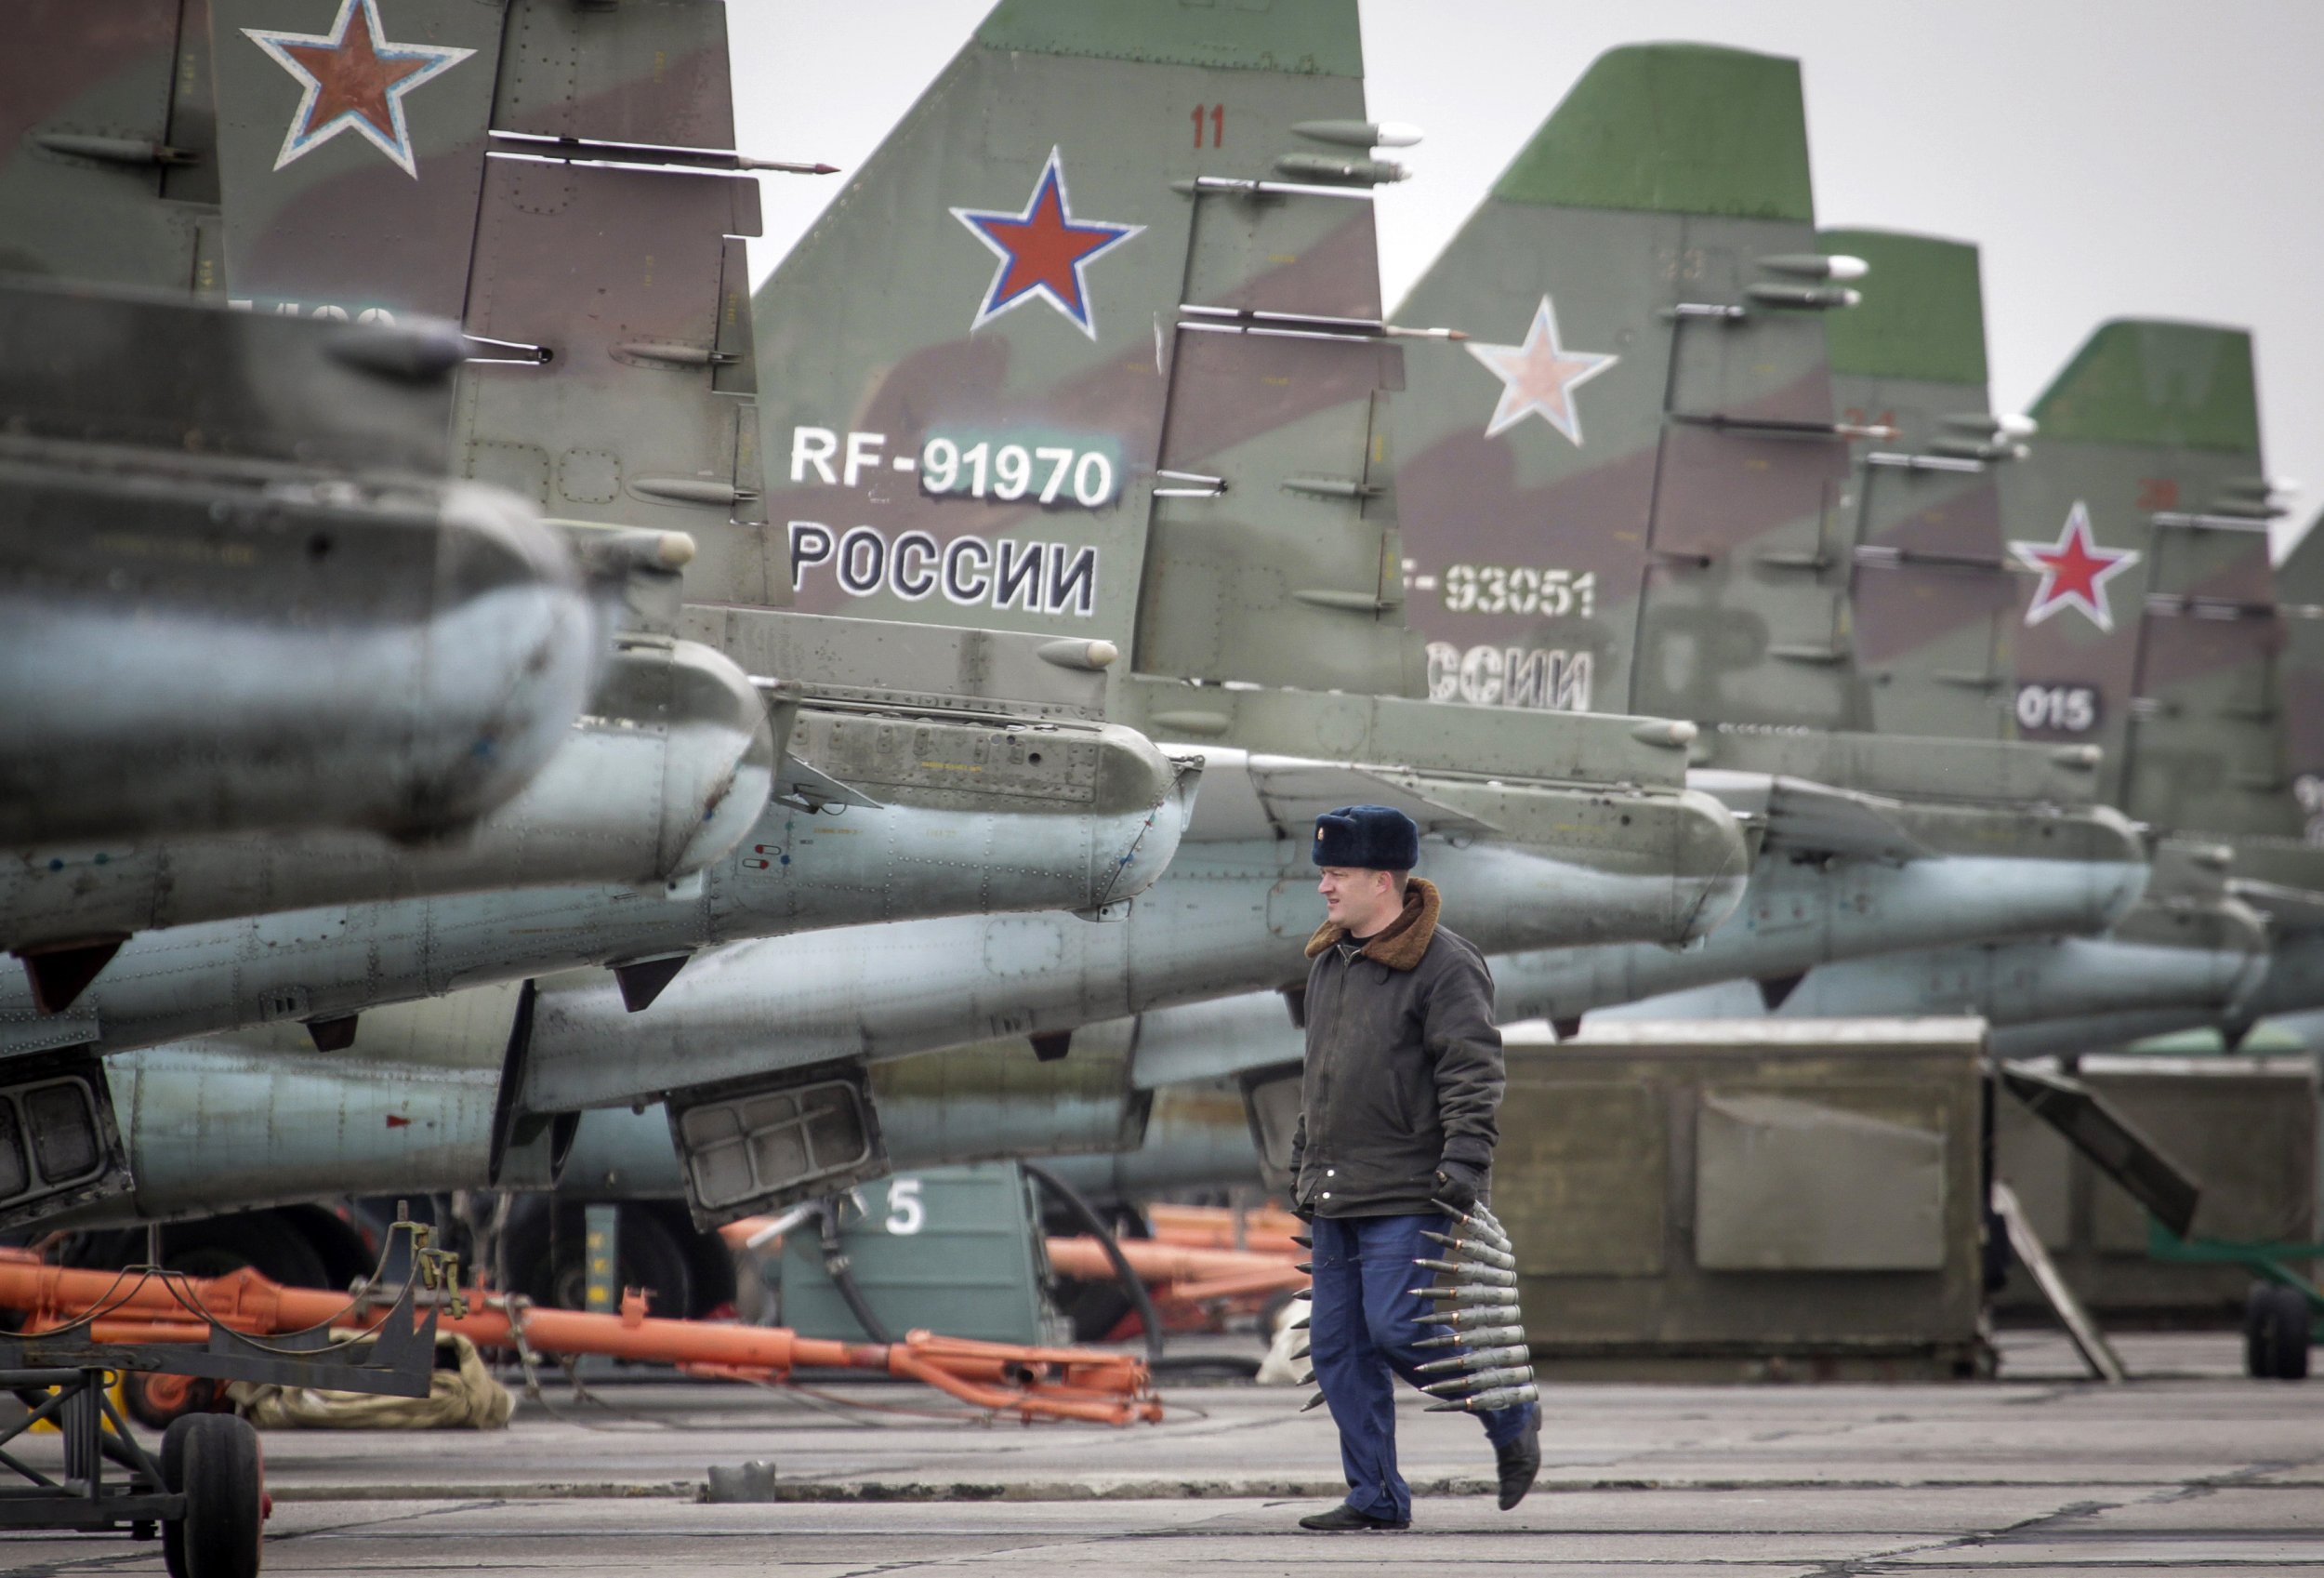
left=1290, top=804, right=1540, bottom=1532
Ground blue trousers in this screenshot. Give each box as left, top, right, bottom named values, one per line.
left=1309, top=1212, right=1538, bottom=1522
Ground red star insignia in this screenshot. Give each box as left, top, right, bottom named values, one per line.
left=2011, top=501, right=2142, bottom=632
left=952, top=149, right=1142, bottom=339
left=1467, top=295, right=1619, bottom=444
left=243, top=0, right=474, bottom=179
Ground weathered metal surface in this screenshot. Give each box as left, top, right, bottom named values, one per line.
left=1493, top=1019, right=1990, bottom=1379
left=3, top=637, right=778, bottom=952
left=77, top=1009, right=1155, bottom=1221
left=0, top=0, right=221, bottom=292
left=511, top=799, right=1740, bottom=1115
left=0, top=280, right=599, bottom=851
left=0, top=715, right=1189, bottom=1060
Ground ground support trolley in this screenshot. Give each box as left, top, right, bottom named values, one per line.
left=0, top=1216, right=453, bottom=1576
left=2145, top=1218, right=2323, bottom=1380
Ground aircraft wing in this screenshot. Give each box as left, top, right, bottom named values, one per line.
left=1689, top=770, right=1930, bottom=864
left=1171, top=747, right=1499, bottom=843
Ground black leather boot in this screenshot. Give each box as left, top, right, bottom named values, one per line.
left=1495, top=1410, right=1541, bottom=1510
left=1297, top=1503, right=1410, bottom=1532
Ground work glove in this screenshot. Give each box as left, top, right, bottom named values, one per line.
left=1433, top=1158, right=1486, bottom=1213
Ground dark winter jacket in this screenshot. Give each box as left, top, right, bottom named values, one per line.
left=1287, top=878, right=1505, bottom=1218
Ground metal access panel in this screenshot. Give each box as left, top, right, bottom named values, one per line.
left=1695, top=1092, right=1948, bottom=1271
left=778, top=1163, right=1056, bottom=1346
left=1995, top=1054, right=2318, bottom=1320
left=667, top=1058, right=889, bottom=1228
left=1496, top=1018, right=1988, bottom=1380
left=0, top=1048, right=134, bottom=1231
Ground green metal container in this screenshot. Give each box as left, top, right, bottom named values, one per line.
left=778, top=1162, right=1059, bottom=1346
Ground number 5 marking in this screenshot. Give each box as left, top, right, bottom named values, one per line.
left=886, top=1177, right=925, bottom=1235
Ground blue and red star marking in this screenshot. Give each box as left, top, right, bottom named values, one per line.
left=242, top=0, right=473, bottom=179
left=951, top=148, right=1142, bottom=339
left=2011, top=501, right=2142, bottom=632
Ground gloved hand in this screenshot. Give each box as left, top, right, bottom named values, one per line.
left=1433, top=1158, right=1486, bottom=1212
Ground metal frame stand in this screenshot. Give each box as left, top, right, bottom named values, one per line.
left=0, top=1215, right=452, bottom=1560
left=0, top=1366, right=176, bottom=1536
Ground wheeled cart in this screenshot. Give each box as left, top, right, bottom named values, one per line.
left=0, top=1215, right=451, bottom=1574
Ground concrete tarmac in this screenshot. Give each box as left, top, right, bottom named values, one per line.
left=2, top=1333, right=2318, bottom=1574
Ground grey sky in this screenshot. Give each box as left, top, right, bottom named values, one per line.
left=732, top=1, right=2324, bottom=557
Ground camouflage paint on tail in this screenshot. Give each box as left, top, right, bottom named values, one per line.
left=2267, top=515, right=2324, bottom=846
left=210, top=0, right=501, bottom=320
left=0, top=0, right=223, bottom=290
left=2014, top=320, right=2287, bottom=834
left=1818, top=228, right=2022, bottom=740
left=752, top=0, right=1424, bottom=694
left=1392, top=44, right=1856, bottom=724
left=211, top=0, right=769, bottom=551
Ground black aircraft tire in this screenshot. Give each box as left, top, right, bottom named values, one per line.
left=2247, top=1282, right=2313, bottom=1381
left=2269, top=1286, right=2312, bottom=1381
left=505, top=1200, right=695, bottom=1319
left=178, top=1413, right=263, bottom=1578
left=159, top=1415, right=195, bottom=1578
left=2245, top=1281, right=2275, bottom=1378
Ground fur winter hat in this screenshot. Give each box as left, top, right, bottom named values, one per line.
left=1312, top=803, right=1419, bottom=870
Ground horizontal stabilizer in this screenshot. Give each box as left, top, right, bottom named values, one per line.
left=1689, top=770, right=1929, bottom=863
left=1177, top=748, right=1499, bottom=842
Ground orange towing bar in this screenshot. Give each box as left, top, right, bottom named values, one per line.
left=1043, top=1236, right=1309, bottom=1305
left=0, top=1251, right=1161, bottom=1427
left=1144, top=1203, right=1306, bottom=1255
left=716, top=1215, right=1311, bottom=1312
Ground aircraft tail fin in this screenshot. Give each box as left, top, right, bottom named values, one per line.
left=1814, top=227, right=2020, bottom=740
left=2278, top=516, right=2324, bottom=829
left=210, top=0, right=505, bottom=320
left=0, top=1, right=221, bottom=291
left=1487, top=43, right=1813, bottom=220
left=2031, top=321, right=2261, bottom=456
left=211, top=0, right=769, bottom=560
left=751, top=0, right=1425, bottom=695
left=1392, top=43, right=1848, bottom=729
left=2015, top=318, right=2280, bottom=833
left=1817, top=228, right=1987, bottom=389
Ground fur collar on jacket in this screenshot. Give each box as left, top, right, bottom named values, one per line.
left=1304, top=876, right=1441, bottom=971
